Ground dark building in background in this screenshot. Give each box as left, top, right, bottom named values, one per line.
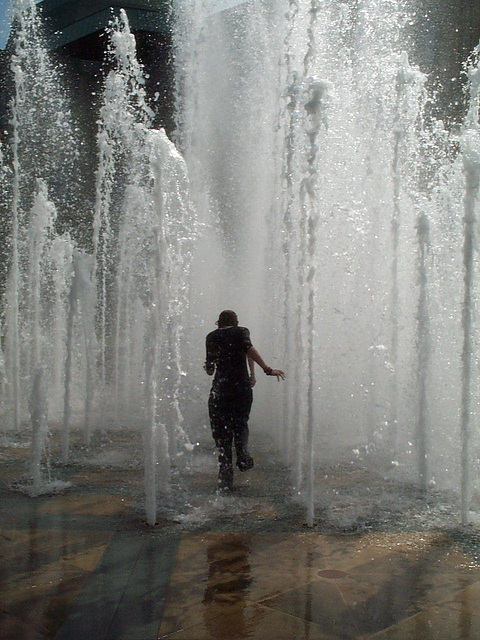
left=410, top=0, right=480, bottom=124
left=37, top=0, right=174, bottom=132
left=1, top=1, right=480, bottom=136
left=34, top=0, right=480, bottom=131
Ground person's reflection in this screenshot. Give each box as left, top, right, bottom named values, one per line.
left=203, top=534, right=252, bottom=639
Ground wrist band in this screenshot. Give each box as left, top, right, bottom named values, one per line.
left=264, top=367, right=273, bottom=375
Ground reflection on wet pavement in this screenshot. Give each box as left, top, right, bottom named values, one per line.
left=1, top=434, right=480, bottom=639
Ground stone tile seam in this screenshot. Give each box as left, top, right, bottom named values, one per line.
left=0, top=607, right=50, bottom=639
left=366, top=603, right=480, bottom=640
left=249, top=573, right=480, bottom=637
left=103, top=537, right=148, bottom=640
left=150, top=536, right=184, bottom=640
left=252, top=597, right=339, bottom=633
left=252, top=574, right=346, bottom=606
left=433, top=581, right=480, bottom=612
left=157, top=600, right=334, bottom=640
left=62, top=543, right=110, bottom=571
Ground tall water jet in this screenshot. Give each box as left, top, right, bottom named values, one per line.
left=300, top=0, right=325, bottom=528
left=280, top=67, right=298, bottom=464
left=50, top=235, right=73, bottom=422
left=5, top=0, right=25, bottom=431
left=303, top=77, right=328, bottom=526
left=27, top=180, right=57, bottom=372
left=61, top=251, right=95, bottom=462
left=144, top=312, right=159, bottom=527
left=30, top=366, right=48, bottom=491
left=87, top=11, right=197, bottom=522
left=3, top=0, right=79, bottom=433
left=62, top=253, right=79, bottom=464
left=389, top=52, right=419, bottom=452
left=94, top=9, right=153, bottom=405
left=460, top=44, right=480, bottom=527
left=278, top=2, right=301, bottom=470
left=389, top=55, right=431, bottom=491
left=77, top=256, right=97, bottom=446
left=150, top=133, right=194, bottom=456
left=415, top=209, right=431, bottom=491
left=140, top=128, right=196, bottom=521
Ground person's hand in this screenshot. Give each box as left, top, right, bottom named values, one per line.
left=266, top=368, right=285, bottom=381
left=250, top=375, right=256, bottom=388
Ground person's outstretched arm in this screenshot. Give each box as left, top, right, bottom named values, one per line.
left=247, top=346, right=285, bottom=380
left=248, top=355, right=256, bottom=387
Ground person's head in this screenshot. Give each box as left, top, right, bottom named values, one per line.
left=216, top=310, right=238, bottom=328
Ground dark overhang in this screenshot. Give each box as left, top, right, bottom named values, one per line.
left=37, top=0, right=171, bottom=48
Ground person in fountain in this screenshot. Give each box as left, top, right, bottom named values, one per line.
left=205, top=310, right=285, bottom=492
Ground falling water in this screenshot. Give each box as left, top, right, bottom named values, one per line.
left=62, top=253, right=80, bottom=464
left=280, top=7, right=297, bottom=465
left=3, top=0, right=80, bottom=435
left=415, top=210, right=430, bottom=492
left=460, top=45, right=480, bottom=527
left=2, top=0, right=480, bottom=529
left=5, top=0, right=24, bottom=431
left=174, top=0, right=480, bottom=525
left=27, top=180, right=57, bottom=372
left=1, top=5, right=196, bottom=523
left=303, top=76, right=326, bottom=527
left=93, top=10, right=153, bottom=402
left=50, top=236, right=73, bottom=422
left=30, top=366, right=47, bottom=490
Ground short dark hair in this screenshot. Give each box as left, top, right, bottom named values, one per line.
left=216, top=310, right=238, bottom=328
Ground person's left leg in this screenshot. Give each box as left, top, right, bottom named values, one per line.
left=209, top=393, right=234, bottom=491
left=213, top=421, right=234, bottom=491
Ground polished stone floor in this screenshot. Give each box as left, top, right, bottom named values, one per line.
left=1, top=432, right=480, bottom=639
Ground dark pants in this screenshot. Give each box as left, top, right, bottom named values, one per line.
left=209, top=384, right=253, bottom=489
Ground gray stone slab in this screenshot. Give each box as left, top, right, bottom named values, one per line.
left=105, top=536, right=180, bottom=640
left=54, top=533, right=144, bottom=640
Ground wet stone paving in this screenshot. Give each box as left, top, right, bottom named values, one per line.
left=1, top=430, right=480, bottom=639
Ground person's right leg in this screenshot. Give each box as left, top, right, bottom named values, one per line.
left=233, top=388, right=254, bottom=471
left=234, top=418, right=254, bottom=471
left=215, top=425, right=234, bottom=490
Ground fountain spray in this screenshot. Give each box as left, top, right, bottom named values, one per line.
left=62, top=255, right=79, bottom=463
left=415, top=209, right=431, bottom=491
left=389, top=59, right=405, bottom=452
left=5, top=0, right=27, bottom=431
left=281, top=0, right=300, bottom=465
left=94, top=10, right=153, bottom=404
left=30, top=366, right=47, bottom=490
left=460, top=44, right=480, bottom=527
left=301, top=0, right=328, bottom=529
left=27, top=180, right=57, bottom=372
left=4, top=0, right=78, bottom=435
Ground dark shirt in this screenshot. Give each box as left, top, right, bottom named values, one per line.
left=205, top=326, right=253, bottom=393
